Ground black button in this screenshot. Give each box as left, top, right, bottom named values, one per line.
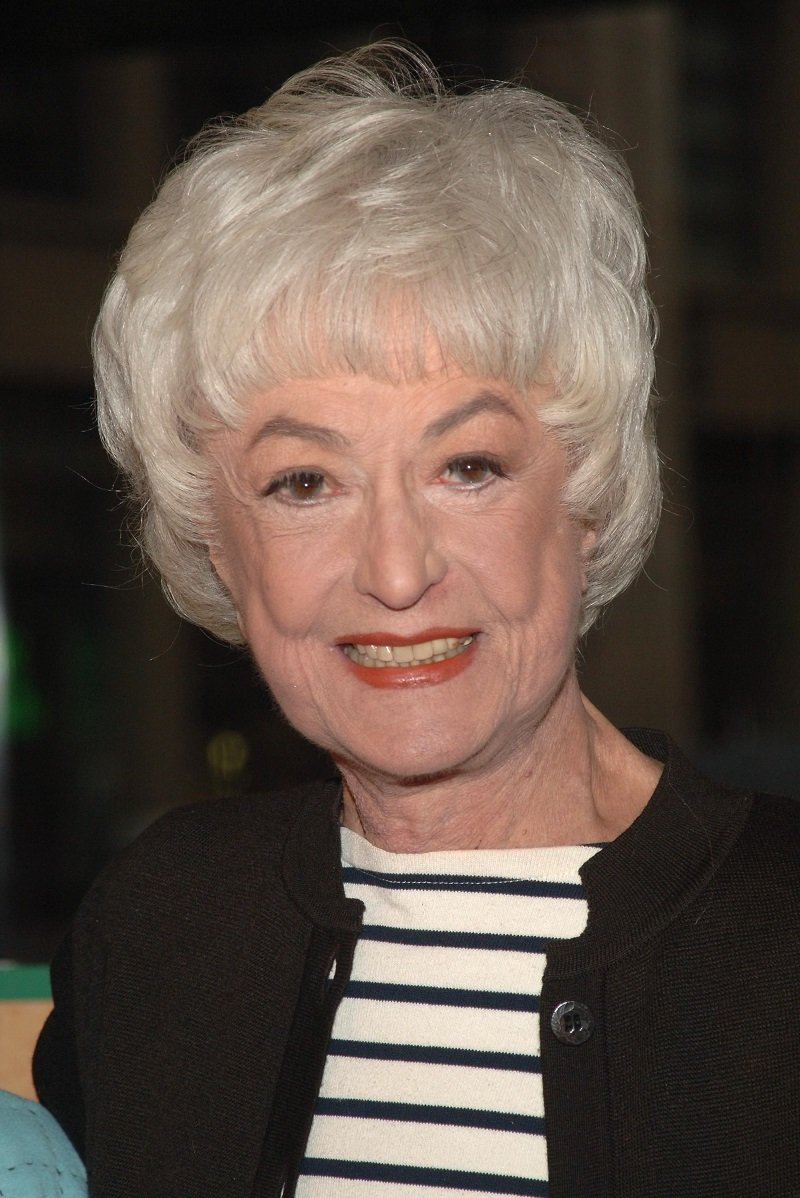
left=551, top=1000, right=594, bottom=1045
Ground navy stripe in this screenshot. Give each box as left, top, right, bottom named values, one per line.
left=358, top=925, right=553, bottom=953
left=328, top=1038, right=540, bottom=1072
left=346, top=980, right=539, bottom=1012
left=315, top=1097, right=544, bottom=1135
left=343, top=866, right=582, bottom=900
left=301, top=1158, right=548, bottom=1195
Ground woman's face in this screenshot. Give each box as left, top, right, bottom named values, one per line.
left=209, top=358, right=593, bottom=785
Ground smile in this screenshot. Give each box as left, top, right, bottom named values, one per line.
left=343, top=635, right=474, bottom=668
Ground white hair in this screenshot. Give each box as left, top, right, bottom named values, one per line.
left=94, top=41, right=660, bottom=642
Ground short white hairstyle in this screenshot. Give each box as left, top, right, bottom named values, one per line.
left=94, top=41, right=660, bottom=643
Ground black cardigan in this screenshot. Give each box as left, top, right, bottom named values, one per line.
left=34, top=731, right=800, bottom=1197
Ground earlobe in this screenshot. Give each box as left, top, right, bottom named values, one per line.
left=209, top=543, right=247, bottom=639
left=209, top=542, right=238, bottom=609
left=209, top=548, right=247, bottom=640
left=579, top=524, right=598, bottom=593
left=209, top=539, right=232, bottom=590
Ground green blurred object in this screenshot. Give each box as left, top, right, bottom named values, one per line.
left=0, top=963, right=51, bottom=1000
left=5, top=626, right=44, bottom=741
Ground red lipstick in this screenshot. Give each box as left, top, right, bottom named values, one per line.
left=336, top=629, right=478, bottom=689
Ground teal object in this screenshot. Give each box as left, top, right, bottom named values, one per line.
left=0, top=965, right=51, bottom=1001
left=0, top=1090, right=86, bottom=1196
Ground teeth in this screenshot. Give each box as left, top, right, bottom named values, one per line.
left=344, top=635, right=474, bottom=668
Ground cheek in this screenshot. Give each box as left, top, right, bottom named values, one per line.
left=210, top=476, right=343, bottom=653
left=465, top=503, right=582, bottom=619
left=231, top=532, right=338, bottom=644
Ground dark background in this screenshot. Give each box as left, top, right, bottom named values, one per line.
left=2, top=0, right=799, bottom=959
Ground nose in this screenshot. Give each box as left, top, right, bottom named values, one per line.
left=352, top=485, right=447, bottom=609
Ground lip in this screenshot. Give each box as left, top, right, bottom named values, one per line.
left=336, top=629, right=478, bottom=690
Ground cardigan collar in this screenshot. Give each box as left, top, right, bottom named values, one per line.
left=546, top=728, right=752, bottom=976
left=281, top=777, right=363, bottom=932
left=279, top=732, right=753, bottom=975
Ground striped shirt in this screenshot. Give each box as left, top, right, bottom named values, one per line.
left=296, top=828, right=600, bottom=1197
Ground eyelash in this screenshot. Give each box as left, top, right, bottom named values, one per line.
left=263, top=470, right=328, bottom=503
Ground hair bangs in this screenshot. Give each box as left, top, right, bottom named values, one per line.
left=185, top=216, right=561, bottom=422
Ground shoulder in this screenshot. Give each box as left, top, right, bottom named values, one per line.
left=0, top=1090, right=86, bottom=1195
left=746, top=788, right=800, bottom=828
left=75, top=778, right=341, bottom=933
left=110, top=778, right=337, bottom=873
left=617, top=728, right=800, bottom=915
left=135, top=776, right=339, bottom=846
left=685, top=780, right=800, bottom=932
left=732, top=790, right=800, bottom=876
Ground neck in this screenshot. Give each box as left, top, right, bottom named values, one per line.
left=337, top=683, right=662, bottom=852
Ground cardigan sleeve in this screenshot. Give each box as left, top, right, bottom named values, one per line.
left=33, top=929, right=88, bottom=1159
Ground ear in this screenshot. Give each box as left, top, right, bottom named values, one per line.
left=208, top=539, right=233, bottom=593
left=578, top=523, right=598, bottom=593
left=208, top=542, right=246, bottom=639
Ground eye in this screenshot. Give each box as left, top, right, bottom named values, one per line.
left=442, top=454, right=507, bottom=488
left=263, top=470, right=327, bottom=503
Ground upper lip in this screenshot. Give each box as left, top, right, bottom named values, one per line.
left=335, top=628, right=477, bottom=646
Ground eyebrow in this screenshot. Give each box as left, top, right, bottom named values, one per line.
left=249, top=415, right=351, bottom=451
left=422, top=391, right=522, bottom=440
left=249, top=390, right=521, bottom=450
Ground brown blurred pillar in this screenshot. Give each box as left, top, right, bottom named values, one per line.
left=495, top=4, right=697, bottom=740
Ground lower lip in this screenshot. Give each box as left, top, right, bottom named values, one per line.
left=340, top=637, right=478, bottom=689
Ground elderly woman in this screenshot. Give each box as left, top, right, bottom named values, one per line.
left=33, top=42, right=800, bottom=1198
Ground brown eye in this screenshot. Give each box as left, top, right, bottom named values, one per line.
left=444, top=456, right=505, bottom=487
left=265, top=471, right=326, bottom=502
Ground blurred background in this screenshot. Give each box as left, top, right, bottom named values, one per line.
left=1, top=0, right=799, bottom=960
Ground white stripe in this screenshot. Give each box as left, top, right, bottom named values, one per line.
left=297, top=1178, right=536, bottom=1198
left=320, top=1054, right=544, bottom=1117
left=346, top=883, right=590, bottom=937
left=350, top=939, right=547, bottom=993
left=332, top=998, right=541, bottom=1056
left=304, top=1115, right=548, bottom=1178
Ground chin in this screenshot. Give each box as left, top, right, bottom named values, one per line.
left=329, top=728, right=490, bottom=787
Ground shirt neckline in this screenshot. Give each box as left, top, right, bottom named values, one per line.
left=340, top=825, right=601, bottom=883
